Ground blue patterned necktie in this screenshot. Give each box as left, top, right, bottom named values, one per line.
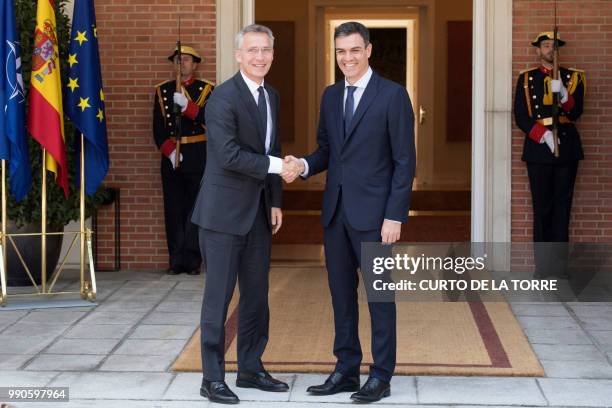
left=257, top=86, right=267, bottom=136
left=344, top=86, right=357, bottom=137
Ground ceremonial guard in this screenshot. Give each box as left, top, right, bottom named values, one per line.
left=514, top=32, right=586, bottom=276
left=153, top=45, right=214, bottom=275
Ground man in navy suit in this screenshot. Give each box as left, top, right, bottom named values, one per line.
left=285, top=21, right=416, bottom=403
left=191, top=24, right=300, bottom=404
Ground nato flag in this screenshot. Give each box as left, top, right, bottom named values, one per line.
left=1, top=0, right=32, bottom=201
left=65, top=0, right=109, bottom=195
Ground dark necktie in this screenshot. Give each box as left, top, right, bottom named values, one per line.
left=344, top=86, right=357, bottom=137
left=257, top=86, right=267, bottom=138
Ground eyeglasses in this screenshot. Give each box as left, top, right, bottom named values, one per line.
left=243, top=47, right=274, bottom=56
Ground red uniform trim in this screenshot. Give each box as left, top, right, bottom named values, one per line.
left=528, top=123, right=548, bottom=143
left=561, top=94, right=575, bottom=112
left=183, top=100, right=199, bottom=120
left=160, top=139, right=176, bottom=157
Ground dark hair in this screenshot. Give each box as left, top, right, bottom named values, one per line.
left=334, top=21, right=370, bottom=46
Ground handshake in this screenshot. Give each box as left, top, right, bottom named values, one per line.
left=280, top=155, right=305, bottom=183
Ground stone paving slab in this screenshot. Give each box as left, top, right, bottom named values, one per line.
left=0, top=335, right=57, bottom=354
left=142, top=311, right=200, bottom=325
left=79, top=311, right=147, bottom=325
left=18, top=310, right=88, bottom=324
left=45, top=338, right=121, bottom=355
left=538, top=378, right=612, bottom=407
left=590, top=331, right=612, bottom=352
left=63, top=323, right=133, bottom=339
left=516, top=316, right=582, bottom=330
left=0, top=370, right=59, bottom=387
left=155, top=300, right=202, bottom=313
left=24, top=354, right=105, bottom=371
left=0, top=354, right=34, bottom=370
left=525, top=328, right=593, bottom=345
left=94, top=300, right=161, bottom=312
left=416, top=377, right=547, bottom=406
left=510, top=303, right=570, bottom=317
left=540, top=359, right=612, bottom=379
left=98, top=354, right=177, bottom=372
left=165, top=291, right=205, bottom=302
left=113, top=339, right=189, bottom=356
left=47, top=372, right=174, bottom=399
left=532, top=344, right=606, bottom=361
left=129, top=324, right=197, bottom=340
left=0, top=322, right=69, bottom=337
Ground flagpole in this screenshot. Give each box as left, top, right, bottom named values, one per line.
left=1, top=160, right=7, bottom=303
left=80, top=133, right=85, bottom=296
left=41, top=150, right=47, bottom=294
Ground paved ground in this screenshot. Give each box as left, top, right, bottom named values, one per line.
left=1, top=269, right=612, bottom=407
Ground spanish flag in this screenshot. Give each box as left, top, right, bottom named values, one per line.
left=27, top=0, right=68, bottom=197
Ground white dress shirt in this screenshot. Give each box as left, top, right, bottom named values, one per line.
left=240, top=71, right=282, bottom=174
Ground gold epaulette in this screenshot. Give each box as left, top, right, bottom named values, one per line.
left=155, top=79, right=173, bottom=89
left=519, top=66, right=538, bottom=75
left=568, top=67, right=585, bottom=73
left=199, top=78, right=216, bottom=87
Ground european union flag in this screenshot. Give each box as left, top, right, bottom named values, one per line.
left=1, top=0, right=32, bottom=201
left=65, top=0, right=108, bottom=195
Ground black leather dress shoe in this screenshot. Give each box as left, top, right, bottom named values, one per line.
left=306, top=371, right=360, bottom=395
left=166, top=268, right=181, bottom=275
left=350, top=377, right=390, bottom=403
left=200, top=379, right=239, bottom=404
left=187, top=268, right=201, bottom=275
left=236, top=370, right=289, bottom=392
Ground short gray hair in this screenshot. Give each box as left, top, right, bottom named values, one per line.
left=235, top=24, right=275, bottom=49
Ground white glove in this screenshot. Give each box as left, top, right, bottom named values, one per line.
left=169, top=149, right=184, bottom=168
left=551, top=79, right=569, bottom=104
left=173, top=92, right=188, bottom=112
left=540, top=130, right=560, bottom=154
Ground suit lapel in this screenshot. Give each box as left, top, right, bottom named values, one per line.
left=233, top=73, right=266, bottom=150
left=344, top=72, right=379, bottom=144
left=332, top=83, right=345, bottom=151
left=265, top=83, right=277, bottom=149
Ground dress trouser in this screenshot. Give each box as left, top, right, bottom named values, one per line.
left=527, top=161, right=578, bottom=277
left=199, top=194, right=271, bottom=381
left=323, top=191, right=397, bottom=382
left=161, top=158, right=202, bottom=271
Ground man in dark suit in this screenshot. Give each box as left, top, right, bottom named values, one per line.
left=285, top=21, right=416, bottom=403
left=191, top=24, right=300, bottom=404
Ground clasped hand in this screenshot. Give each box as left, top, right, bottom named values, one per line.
left=280, top=155, right=304, bottom=183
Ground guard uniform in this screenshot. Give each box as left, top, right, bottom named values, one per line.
left=513, top=33, right=586, bottom=244
left=153, top=47, right=214, bottom=274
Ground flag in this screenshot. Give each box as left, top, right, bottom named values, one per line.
left=65, top=0, right=108, bottom=195
left=27, top=0, right=68, bottom=197
left=0, top=0, right=32, bottom=201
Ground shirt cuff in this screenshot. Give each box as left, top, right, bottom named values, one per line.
left=160, top=139, right=176, bottom=157
left=384, top=219, right=402, bottom=224
left=268, top=156, right=283, bottom=174
left=300, top=158, right=309, bottom=177
left=528, top=123, right=549, bottom=143
left=561, top=94, right=575, bottom=112
left=183, top=100, right=198, bottom=119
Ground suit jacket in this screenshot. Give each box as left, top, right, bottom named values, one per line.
left=304, top=71, right=416, bottom=231
left=514, top=66, right=585, bottom=164
left=191, top=72, right=282, bottom=235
